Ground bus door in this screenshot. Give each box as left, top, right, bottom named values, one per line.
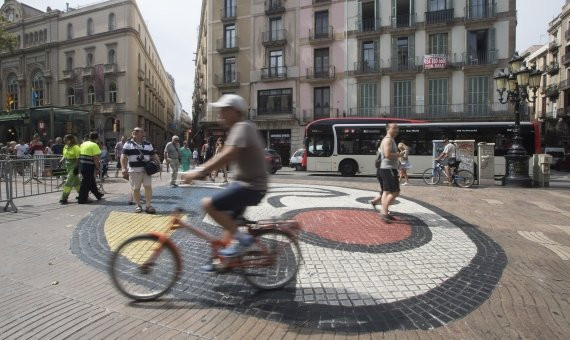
left=306, top=131, right=333, bottom=171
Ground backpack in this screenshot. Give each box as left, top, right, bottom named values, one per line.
left=204, top=144, right=214, bottom=161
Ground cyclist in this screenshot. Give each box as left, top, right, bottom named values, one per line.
left=182, top=94, right=267, bottom=272
left=435, top=137, right=456, bottom=183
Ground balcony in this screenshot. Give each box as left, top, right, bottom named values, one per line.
left=545, top=84, right=560, bottom=99
left=465, top=2, right=497, bottom=21
left=462, top=50, right=498, bottom=66
left=560, top=79, right=570, bottom=91
left=62, top=69, right=72, bottom=80
left=309, top=26, right=333, bottom=43
left=301, top=108, right=340, bottom=123
left=265, top=0, right=285, bottom=15
left=354, top=18, right=381, bottom=33
left=556, top=107, right=570, bottom=117
left=221, top=6, right=236, bottom=21
left=391, top=13, right=416, bottom=29
left=312, top=0, right=331, bottom=4
left=100, top=102, right=117, bottom=114
left=425, top=8, right=454, bottom=25
left=216, top=38, right=239, bottom=53
left=262, top=29, right=287, bottom=47
left=549, top=39, right=560, bottom=52
left=104, top=63, right=118, bottom=74
left=261, top=66, right=287, bottom=80
left=563, top=54, right=570, bottom=65
left=353, top=61, right=381, bottom=76
left=138, top=69, right=144, bottom=80
left=82, top=66, right=95, bottom=78
left=249, top=108, right=296, bottom=121
left=214, top=72, right=240, bottom=88
left=144, top=77, right=150, bottom=88
left=566, top=29, right=570, bottom=41
left=385, top=57, right=422, bottom=73
left=546, top=62, right=560, bottom=75
left=306, top=66, right=335, bottom=82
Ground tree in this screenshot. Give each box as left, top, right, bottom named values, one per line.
left=0, top=16, right=17, bottom=53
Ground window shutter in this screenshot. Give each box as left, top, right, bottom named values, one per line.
left=357, top=0, right=362, bottom=30
left=391, top=0, right=396, bottom=27
left=489, top=27, right=496, bottom=63
left=374, top=40, right=379, bottom=67
left=446, top=0, right=452, bottom=10
left=409, top=35, right=415, bottom=65
left=391, top=37, right=397, bottom=68
left=375, top=0, right=381, bottom=29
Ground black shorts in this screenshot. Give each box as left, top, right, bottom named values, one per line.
left=378, top=168, right=400, bottom=193
left=212, top=182, right=266, bottom=218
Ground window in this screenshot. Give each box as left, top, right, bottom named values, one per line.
left=258, top=88, right=293, bottom=114
left=393, top=80, right=412, bottom=116
left=66, top=56, right=73, bottom=70
left=86, top=53, right=93, bottom=66
left=108, top=49, right=116, bottom=64
left=469, top=0, right=488, bottom=19
left=31, top=71, right=45, bottom=107
left=34, top=31, right=38, bottom=42
left=224, top=24, right=236, bottom=48
left=428, top=33, right=448, bottom=55
left=67, top=23, right=73, bottom=39
left=270, top=17, right=283, bottom=41
left=224, top=57, right=236, bottom=83
left=428, top=0, right=446, bottom=11
left=87, top=85, right=95, bottom=104
left=108, top=13, right=116, bottom=31
left=137, top=86, right=141, bottom=106
left=397, top=37, right=410, bottom=67
left=428, top=78, right=449, bottom=116
left=314, top=11, right=329, bottom=38
left=224, top=0, right=236, bottom=18
left=314, top=87, right=330, bottom=120
left=336, top=127, right=381, bottom=155
left=359, top=83, right=377, bottom=116
left=87, top=18, right=94, bottom=36
left=467, top=28, right=496, bottom=64
left=67, top=88, right=75, bottom=106
left=39, top=30, right=43, bottom=42
left=6, top=75, right=18, bottom=110
left=362, top=41, right=376, bottom=71
left=314, top=48, right=329, bottom=76
left=467, top=76, right=489, bottom=115
left=108, top=83, right=117, bottom=103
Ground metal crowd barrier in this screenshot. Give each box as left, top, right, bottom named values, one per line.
left=0, top=155, right=66, bottom=212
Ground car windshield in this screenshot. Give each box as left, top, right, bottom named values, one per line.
left=548, top=152, right=564, bottom=157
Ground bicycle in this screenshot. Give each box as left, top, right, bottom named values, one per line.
left=109, top=209, right=302, bottom=301
left=422, top=159, right=475, bottom=188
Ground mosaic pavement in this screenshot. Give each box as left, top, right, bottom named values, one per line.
left=71, top=183, right=507, bottom=332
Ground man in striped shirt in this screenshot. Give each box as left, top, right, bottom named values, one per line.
left=121, top=127, right=160, bottom=214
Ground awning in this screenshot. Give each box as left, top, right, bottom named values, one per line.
left=0, top=114, right=24, bottom=122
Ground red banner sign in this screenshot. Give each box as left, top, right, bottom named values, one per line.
left=424, top=55, right=447, bottom=69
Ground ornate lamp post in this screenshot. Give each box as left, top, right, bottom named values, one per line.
left=494, top=52, right=542, bottom=187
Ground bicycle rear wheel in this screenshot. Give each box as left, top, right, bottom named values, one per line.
left=422, top=168, right=441, bottom=185
left=241, top=230, right=301, bottom=290
left=454, top=170, right=475, bottom=188
left=109, top=234, right=181, bottom=301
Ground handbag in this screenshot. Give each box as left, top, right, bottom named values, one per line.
left=374, top=153, right=381, bottom=169
left=136, top=144, right=160, bottom=175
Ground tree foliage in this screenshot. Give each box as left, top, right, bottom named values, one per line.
left=0, top=16, right=17, bottom=53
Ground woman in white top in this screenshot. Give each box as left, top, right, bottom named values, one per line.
left=398, top=142, right=411, bottom=185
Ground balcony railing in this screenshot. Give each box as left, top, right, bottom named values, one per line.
left=214, top=72, right=240, bottom=88
left=306, top=66, right=335, bottom=80
left=391, top=13, right=416, bottom=28
left=309, top=26, right=333, bottom=41
left=303, top=108, right=340, bottom=123
left=386, top=57, right=422, bottom=72
left=546, top=62, right=560, bottom=75
left=261, top=66, right=287, bottom=80
left=347, top=102, right=526, bottom=121
left=556, top=107, right=570, bottom=117
left=560, top=79, right=570, bottom=91
left=262, top=29, right=287, bottom=47
left=562, top=54, right=570, bottom=65
left=465, top=1, right=497, bottom=21
left=425, top=8, right=454, bottom=25
left=355, top=18, right=381, bottom=33
left=104, top=63, right=117, bottom=74
left=462, top=50, right=498, bottom=66
left=353, top=61, right=382, bottom=75
left=221, top=6, right=236, bottom=21
left=250, top=107, right=296, bottom=120
left=62, top=69, right=72, bottom=80
left=265, top=0, right=285, bottom=15
left=566, top=29, right=570, bottom=41
left=549, top=39, right=560, bottom=51
left=312, top=0, right=331, bottom=4
left=82, top=66, right=95, bottom=77
left=216, top=38, right=239, bottom=53
left=545, top=85, right=560, bottom=98
left=138, top=69, right=144, bottom=80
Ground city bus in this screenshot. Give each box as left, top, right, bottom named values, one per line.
left=302, top=118, right=540, bottom=176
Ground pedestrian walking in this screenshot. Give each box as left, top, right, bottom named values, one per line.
left=29, top=134, right=45, bottom=176
left=99, top=142, right=109, bottom=179
left=78, top=132, right=104, bottom=204
left=192, top=148, right=199, bottom=169
left=114, top=136, right=126, bottom=177
left=59, top=134, right=80, bottom=205
left=213, top=138, right=228, bottom=183
left=179, top=140, right=192, bottom=171
left=203, top=136, right=216, bottom=181
left=377, top=123, right=402, bottom=222
left=369, top=138, right=383, bottom=209
left=52, top=137, right=64, bottom=155
left=398, top=142, right=411, bottom=185
left=121, top=127, right=160, bottom=214
left=164, top=135, right=181, bottom=187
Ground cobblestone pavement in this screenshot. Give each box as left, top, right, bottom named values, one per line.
left=0, top=172, right=569, bottom=339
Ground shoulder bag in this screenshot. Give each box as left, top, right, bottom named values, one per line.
left=136, top=144, right=160, bottom=175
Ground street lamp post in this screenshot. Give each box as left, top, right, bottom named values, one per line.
left=494, top=52, right=542, bottom=187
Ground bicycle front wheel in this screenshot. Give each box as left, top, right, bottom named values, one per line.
left=454, top=170, right=475, bottom=188
left=422, top=168, right=441, bottom=185
left=109, top=234, right=181, bottom=301
left=241, top=230, right=301, bottom=290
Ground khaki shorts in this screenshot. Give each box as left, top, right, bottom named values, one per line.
left=129, top=171, right=152, bottom=190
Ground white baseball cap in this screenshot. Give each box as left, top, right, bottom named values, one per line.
left=210, top=94, right=247, bottom=114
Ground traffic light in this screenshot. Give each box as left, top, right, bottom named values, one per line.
left=113, top=119, right=120, bottom=132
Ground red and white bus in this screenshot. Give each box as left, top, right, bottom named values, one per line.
left=302, top=118, right=540, bottom=176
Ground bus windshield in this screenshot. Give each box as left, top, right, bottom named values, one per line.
left=306, top=133, right=333, bottom=157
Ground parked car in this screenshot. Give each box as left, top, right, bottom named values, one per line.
left=265, top=148, right=282, bottom=174
left=544, top=147, right=566, bottom=165
left=289, top=148, right=305, bottom=171
left=553, top=153, right=570, bottom=171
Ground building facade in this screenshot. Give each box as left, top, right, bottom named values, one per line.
left=0, top=0, right=176, bottom=150
left=194, top=0, right=517, bottom=163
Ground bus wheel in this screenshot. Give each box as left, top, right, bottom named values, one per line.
left=339, top=160, right=357, bottom=177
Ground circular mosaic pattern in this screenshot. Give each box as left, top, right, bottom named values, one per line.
left=71, top=183, right=507, bottom=333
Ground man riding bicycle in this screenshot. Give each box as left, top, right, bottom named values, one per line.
left=435, top=137, right=456, bottom=183
left=182, top=94, right=268, bottom=272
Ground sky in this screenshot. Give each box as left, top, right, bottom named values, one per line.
left=17, top=0, right=568, bottom=113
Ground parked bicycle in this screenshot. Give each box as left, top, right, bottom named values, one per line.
left=109, top=209, right=302, bottom=301
left=422, top=159, right=475, bottom=188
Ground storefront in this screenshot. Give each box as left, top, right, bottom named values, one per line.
left=260, top=129, right=291, bottom=165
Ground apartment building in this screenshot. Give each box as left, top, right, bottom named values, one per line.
left=193, top=0, right=517, bottom=162
left=0, top=0, right=176, bottom=148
